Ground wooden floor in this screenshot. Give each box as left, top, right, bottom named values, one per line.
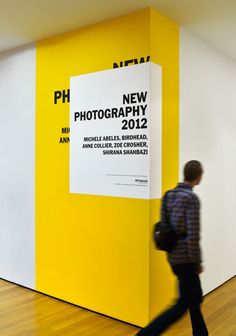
left=0, top=277, right=235, bottom=336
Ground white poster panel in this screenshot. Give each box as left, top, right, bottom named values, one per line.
left=70, top=62, right=162, bottom=199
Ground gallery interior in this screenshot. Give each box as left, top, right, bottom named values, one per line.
left=0, top=1, right=235, bottom=335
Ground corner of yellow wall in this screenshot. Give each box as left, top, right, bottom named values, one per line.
left=149, top=7, right=179, bottom=320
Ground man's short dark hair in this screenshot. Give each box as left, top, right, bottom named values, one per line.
left=184, top=160, right=203, bottom=182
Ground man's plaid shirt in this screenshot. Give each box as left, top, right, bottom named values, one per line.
left=161, top=182, right=202, bottom=268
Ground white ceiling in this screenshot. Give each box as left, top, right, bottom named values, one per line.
left=1, top=0, right=236, bottom=63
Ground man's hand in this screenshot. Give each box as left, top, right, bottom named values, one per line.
left=195, top=265, right=204, bottom=274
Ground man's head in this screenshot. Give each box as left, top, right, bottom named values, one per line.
left=184, top=160, right=203, bottom=186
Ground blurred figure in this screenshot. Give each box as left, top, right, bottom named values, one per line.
left=136, top=160, right=208, bottom=336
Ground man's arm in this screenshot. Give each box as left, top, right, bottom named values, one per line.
left=186, top=194, right=202, bottom=271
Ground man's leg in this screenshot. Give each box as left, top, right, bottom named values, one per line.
left=189, top=304, right=208, bottom=336
left=135, top=263, right=208, bottom=336
left=186, top=271, right=208, bottom=336
left=179, top=264, right=208, bottom=336
left=136, top=265, right=189, bottom=336
left=135, top=298, right=187, bottom=336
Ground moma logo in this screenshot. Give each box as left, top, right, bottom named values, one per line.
left=135, top=179, right=148, bottom=184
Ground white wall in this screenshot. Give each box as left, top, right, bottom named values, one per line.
left=0, top=45, right=35, bottom=288
left=180, top=29, right=236, bottom=294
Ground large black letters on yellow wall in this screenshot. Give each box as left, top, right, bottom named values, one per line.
left=53, top=56, right=150, bottom=105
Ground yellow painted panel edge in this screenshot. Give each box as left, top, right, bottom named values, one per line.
left=149, top=8, right=179, bottom=320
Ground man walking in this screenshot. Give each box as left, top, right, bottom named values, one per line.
left=136, top=160, right=208, bottom=336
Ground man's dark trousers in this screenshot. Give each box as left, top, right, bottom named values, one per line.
left=136, top=263, right=208, bottom=336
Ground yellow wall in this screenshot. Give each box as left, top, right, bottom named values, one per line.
left=36, top=8, right=179, bottom=326
left=149, top=9, right=179, bottom=319
left=36, top=9, right=151, bottom=326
